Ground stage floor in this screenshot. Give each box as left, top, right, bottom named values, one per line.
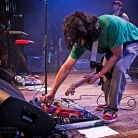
left=21, top=70, right=138, bottom=138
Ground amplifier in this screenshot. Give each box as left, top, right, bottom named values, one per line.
left=27, top=56, right=45, bottom=73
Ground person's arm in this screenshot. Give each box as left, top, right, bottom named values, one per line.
left=97, top=44, right=123, bottom=76
left=50, top=56, right=77, bottom=94
left=85, top=44, right=123, bottom=84
left=122, top=13, right=129, bottom=21
left=40, top=55, right=77, bottom=105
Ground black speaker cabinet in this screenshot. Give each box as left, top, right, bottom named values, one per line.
left=27, top=56, right=45, bottom=73
left=0, top=79, right=55, bottom=138
left=0, top=97, right=55, bottom=138
left=0, top=78, right=25, bottom=101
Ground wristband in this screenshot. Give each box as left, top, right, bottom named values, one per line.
left=98, top=72, right=103, bottom=77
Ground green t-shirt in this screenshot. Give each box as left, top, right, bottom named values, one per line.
left=70, top=14, right=138, bottom=60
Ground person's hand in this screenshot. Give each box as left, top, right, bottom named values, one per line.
left=40, top=92, right=55, bottom=107
left=84, top=73, right=99, bottom=84
left=65, top=84, right=76, bottom=96
left=40, top=103, right=48, bottom=112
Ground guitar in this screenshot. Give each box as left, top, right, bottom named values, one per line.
left=65, top=77, right=90, bottom=96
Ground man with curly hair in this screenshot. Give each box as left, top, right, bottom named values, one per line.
left=40, top=11, right=138, bottom=123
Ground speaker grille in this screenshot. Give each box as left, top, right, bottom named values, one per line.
left=27, top=56, right=45, bottom=73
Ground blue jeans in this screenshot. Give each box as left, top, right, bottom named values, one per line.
left=103, top=42, right=138, bottom=113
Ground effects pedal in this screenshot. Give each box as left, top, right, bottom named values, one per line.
left=30, top=97, right=57, bottom=113
left=55, top=107, right=84, bottom=118
left=54, top=98, right=88, bottom=113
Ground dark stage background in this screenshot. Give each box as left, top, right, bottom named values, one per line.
left=0, top=0, right=138, bottom=74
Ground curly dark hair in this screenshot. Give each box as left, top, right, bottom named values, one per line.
left=63, top=11, right=100, bottom=50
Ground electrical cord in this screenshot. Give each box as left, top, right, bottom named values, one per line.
left=120, top=95, right=137, bottom=110
left=32, top=82, right=137, bottom=111
left=72, top=94, right=104, bottom=101
left=50, top=113, right=75, bottom=138
left=60, top=126, right=75, bottom=138
left=51, top=128, right=68, bottom=138
left=72, top=92, right=137, bottom=110
left=32, top=82, right=45, bottom=100
left=52, top=127, right=74, bottom=138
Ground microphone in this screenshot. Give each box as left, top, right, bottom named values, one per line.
left=13, top=14, right=22, bottom=17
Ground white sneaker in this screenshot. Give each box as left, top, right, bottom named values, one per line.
left=125, top=74, right=132, bottom=83
left=126, top=76, right=132, bottom=83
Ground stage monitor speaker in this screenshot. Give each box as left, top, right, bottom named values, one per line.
left=0, top=78, right=25, bottom=103
left=0, top=79, right=55, bottom=138
left=0, top=97, right=55, bottom=138
left=27, top=56, right=45, bottom=73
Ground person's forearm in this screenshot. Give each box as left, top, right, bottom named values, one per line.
left=99, top=55, right=121, bottom=76
left=50, top=66, right=71, bottom=95
left=99, top=44, right=123, bottom=76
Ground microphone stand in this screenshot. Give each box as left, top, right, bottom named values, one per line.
left=38, top=0, right=48, bottom=95
left=44, top=0, right=47, bottom=95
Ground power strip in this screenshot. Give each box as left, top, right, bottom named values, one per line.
left=55, top=119, right=104, bottom=130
